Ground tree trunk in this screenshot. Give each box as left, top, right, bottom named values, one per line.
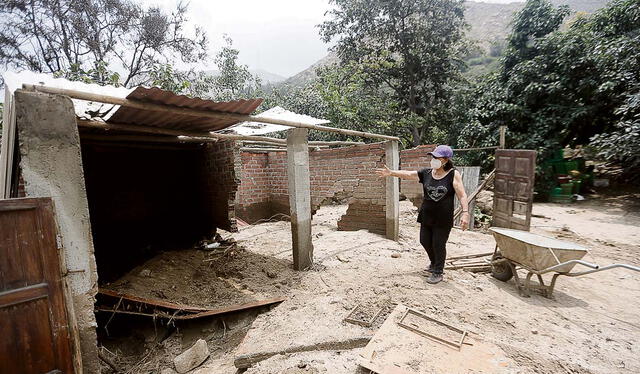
left=411, top=126, right=421, bottom=147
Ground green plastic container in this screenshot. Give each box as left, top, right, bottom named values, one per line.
left=565, top=160, right=579, bottom=173
left=551, top=187, right=563, bottom=196
left=553, top=149, right=564, bottom=160
left=552, top=161, right=568, bottom=175
left=550, top=194, right=573, bottom=203
left=560, top=183, right=574, bottom=195
left=572, top=180, right=582, bottom=194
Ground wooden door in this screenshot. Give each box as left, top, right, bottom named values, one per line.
left=0, top=198, right=75, bottom=374
left=492, top=150, right=536, bottom=231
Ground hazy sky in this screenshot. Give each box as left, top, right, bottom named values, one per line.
left=142, top=0, right=524, bottom=78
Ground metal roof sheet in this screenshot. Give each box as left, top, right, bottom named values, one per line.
left=223, top=106, right=330, bottom=135
left=3, top=71, right=133, bottom=120
left=107, top=87, right=263, bottom=132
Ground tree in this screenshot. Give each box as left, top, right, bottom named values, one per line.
left=460, top=0, right=640, bottom=183
left=209, top=36, right=261, bottom=101
left=148, top=64, right=216, bottom=98
left=319, top=0, right=468, bottom=146
left=0, top=0, right=207, bottom=86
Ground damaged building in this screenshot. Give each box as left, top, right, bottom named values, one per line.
left=0, top=72, right=402, bottom=373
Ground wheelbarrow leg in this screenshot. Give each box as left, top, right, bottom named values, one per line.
left=507, top=261, right=525, bottom=296
left=547, top=273, right=562, bottom=298
left=536, top=274, right=551, bottom=298
left=524, top=272, right=534, bottom=298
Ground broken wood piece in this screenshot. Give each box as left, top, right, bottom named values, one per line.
left=95, top=297, right=285, bottom=320
left=453, top=169, right=496, bottom=220
left=359, top=304, right=516, bottom=374
left=446, top=252, right=494, bottom=261
left=398, top=308, right=468, bottom=351
left=98, top=288, right=209, bottom=312
left=97, top=288, right=284, bottom=320
left=344, top=303, right=385, bottom=328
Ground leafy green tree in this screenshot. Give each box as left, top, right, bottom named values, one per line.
left=210, top=36, right=261, bottom=101
left=460, top=0, right=640, bottom=183
left=54, top=61, right=121, bottom=86
left=148, top=64, right=217, bottom=98
left=0, top=0, right=208, bottom=87
left=319, top=0, right=468, bottom=146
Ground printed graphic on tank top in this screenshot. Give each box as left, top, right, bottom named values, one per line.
left=417, top=167, right=456, bottom=227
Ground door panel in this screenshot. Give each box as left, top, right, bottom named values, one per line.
left=492, top=150, right=536, bottom=231
left=0, top=198, right=75, bottom=374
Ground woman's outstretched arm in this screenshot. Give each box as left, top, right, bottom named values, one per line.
left=374, top=165, right=419, bottom=181
left=453, top=170, right=470, bottom=230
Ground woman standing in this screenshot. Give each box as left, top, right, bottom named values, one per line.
left=376, top=145, right=470, bottom=284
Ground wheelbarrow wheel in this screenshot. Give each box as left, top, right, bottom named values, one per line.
left=491, top=252, right=513, bottom=282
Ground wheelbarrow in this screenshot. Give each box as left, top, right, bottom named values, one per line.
left=488, top=227, right=640, bottom=298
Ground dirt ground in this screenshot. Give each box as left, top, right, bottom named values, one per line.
left=100, top=192, right=640, bottom=374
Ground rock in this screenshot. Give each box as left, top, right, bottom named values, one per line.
left=476, top=190, right=493, bottom=215
left=161, top=369, right=177, bottom=374
left=139, top=269, right=151, bottom=277
left=174, top=339, right=210, bottom=373
left=297, top=361, right=307, bottom=368
left=263, top=269, right=277, bottom=278
left=531, top=329, right=538, bottom=335
left=391, top=253, right=401, bottom=258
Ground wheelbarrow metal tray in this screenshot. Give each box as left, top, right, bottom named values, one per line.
left=490, top=227, right=588, bottom=273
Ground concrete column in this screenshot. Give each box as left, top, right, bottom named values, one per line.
left=499, top=126, right=507, bottom=149
left=385, top=140, right=400, bottom=241
left=286, top=128, right=313, bottom=270
left=15, top=90, right=100, bottom=373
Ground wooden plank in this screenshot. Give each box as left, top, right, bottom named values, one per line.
left=26, top=84, right=400, bottom=141
left=78, top=118, right=289, bottom=145
left=0, top=86, right=17, bottom=198
left=499, top=126, right=507, bottom=149
left=385, top=140, right=400, bottom=241
left=242, top=140, right=364, bottom=147
left=453, top=169, right=496, bottom=221
left=0, top=283, right=48, bottom=308
left=287, top=128, right=314, bottom=270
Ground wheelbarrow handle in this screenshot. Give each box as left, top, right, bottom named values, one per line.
left=563, top=263, right=640, bottom=277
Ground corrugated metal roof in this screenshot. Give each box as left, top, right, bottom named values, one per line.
left=4, top=71, right=133, bottom=120
left=107, top=87, right=263, bottom=132
left=223, top=106, right=330, bottom=135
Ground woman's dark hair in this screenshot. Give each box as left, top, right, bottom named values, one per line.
left=443, top=158, right=454, bottom=171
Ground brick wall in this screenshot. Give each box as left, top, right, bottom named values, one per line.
left=235, top=151, right=272, bottom=222
left=236, top=143, right=389, bottom=235
left=400, top=145, right=436, bottom=207
left=235, top=143, right=447, bottom=235
left=202, top=140, right=240, bottom=232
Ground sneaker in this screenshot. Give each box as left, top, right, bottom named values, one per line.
left=426, top=264, right=434, bottom=274
left=426, top=273, right=443, bottom=284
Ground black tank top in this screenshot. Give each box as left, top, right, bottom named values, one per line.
left=417, top=168, right=456, bottom=227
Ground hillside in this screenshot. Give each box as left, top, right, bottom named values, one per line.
left=280, top=0, right=610, bottom=88
left=203, top=69, right=287, bottom=84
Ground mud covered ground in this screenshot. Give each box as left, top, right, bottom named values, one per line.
left=100, top=191, right=640, bottom=373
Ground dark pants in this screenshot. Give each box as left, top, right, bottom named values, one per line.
left=419, top=224, right=452, bottom=275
